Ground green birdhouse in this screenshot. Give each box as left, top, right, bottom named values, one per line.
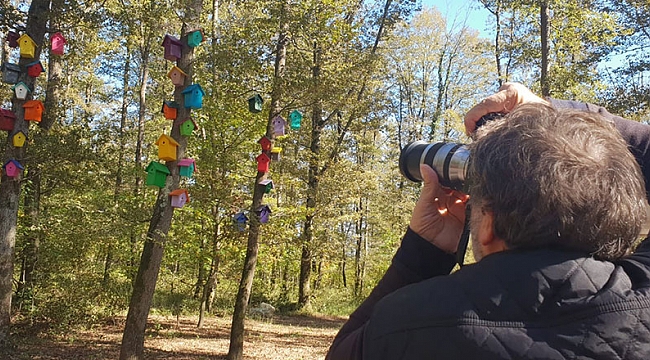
left=178, top=158, right=196, bottom=178
left=259, top=179, right=274, bottom=194
left=248, top=94, right=263, bottom=113
left=290, top=110, right=303, bottom=130
left=145, top=161, right=170, bottom=188
left=187, top=29, right=205, bottom=48
left=180, top=118, right=198, bottom=136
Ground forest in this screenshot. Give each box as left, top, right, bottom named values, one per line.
left=0, top=0, right=649, bottom=359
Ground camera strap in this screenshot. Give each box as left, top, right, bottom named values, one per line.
left=455, top=205, right=472, bottom=267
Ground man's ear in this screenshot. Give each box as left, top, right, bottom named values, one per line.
left=477, top=209, right=508, bottom=254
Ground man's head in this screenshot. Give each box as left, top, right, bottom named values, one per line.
left=467, top=104, right=647, bottom=261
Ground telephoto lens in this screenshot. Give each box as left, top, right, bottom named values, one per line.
left=398, top=141, right=470, bottom=190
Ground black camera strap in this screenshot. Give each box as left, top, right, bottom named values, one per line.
left=456, top=205, right=472, bottom=267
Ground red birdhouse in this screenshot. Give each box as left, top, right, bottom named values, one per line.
left=256, top=153, right=270, bottom=173
left=0, top=109, right=16, bottom=131
left=6, top=31, right=19, bottom=48
left=50, top=32, right=66, bottom=55
left=23, top=100, right=44, bottom=122
left=26, top=61, right=45, bottom=78
left=258, top=136, right=272, bottom=151
left=161, top=34, right=183, bottom=61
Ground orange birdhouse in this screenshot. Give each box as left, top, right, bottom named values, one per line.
left=155, top=134, right=180, bottom=162
left=161, top=101, right=179, bottom=120
left=23, top=100, right=44, bottom=122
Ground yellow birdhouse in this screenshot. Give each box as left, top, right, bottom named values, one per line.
left=155, top=134, right=180, bottom=162
left=18, top=34, right=36, bottom=59
left=12, top=131, right=26, bottom=147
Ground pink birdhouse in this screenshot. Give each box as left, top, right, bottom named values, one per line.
left=169, top=189, right=190, bottom=208
left=6, top=31, right=19, bottom=48
left=167, top=66, right=187, bottom=87
left=26, top=61, right=45, bottom=78
left=258, top=136, right=272, bottom=151
left=272, top=116, right=286, bottom=137
left=50, top=32, right=66, bottom=55
left=256, top=153, right=270, bottom=173
left=161, top=34, right=183, bottom=61
left=3, top=159, right=23, bottom=178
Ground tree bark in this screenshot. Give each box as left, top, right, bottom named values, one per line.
left=0, top=0, right=50, bottom=343
left=540, top=0, right=551, bottom=97
left=119, top=1, right=203, bottom=358
left=227, top=3, right=289, bottom=359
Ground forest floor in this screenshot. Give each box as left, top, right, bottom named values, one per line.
left=5, top=313, right=346, bottom=359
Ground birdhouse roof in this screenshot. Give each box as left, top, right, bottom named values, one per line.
left=181, top=118, right=198, bottom=129
left=290, top=110, right=302, bottom=118
left=11, top=82, right=30, bottom=92
left=0, top=109, right=16, bottom=120
left=23, top=100, right=44, bottom=110
left=51, top=32, right=66, bottom=43
left=272, top=115, right=286, bottom=124
left=256, top=204, right=272, bottom=213
left=189, top=29, right=205, bottom=40
left=13, top=131, right=26, bottom=138
left=155, top=134, right=180, bottom=147
left=234, top=212, right=248, bottom=222
left=249, top=94, right=263, bottom=102
left=182, top=83, right=205, bottom=96
left=169, top=189, right=190, bottom=203
left=256, top=153, right=270, bottom=163
left=162, top=34, right=182, bottom=46
left=3, top=159, right=23, bottom=170
left=258, top=136, right=271, bottom=146
left=178, top=158, right=196, bottom=167
left=162, top=100, right=179, bottom=110
left=18, top=34, right=35, bottom=45
left=259, top=179, right=273, bottom=186
left=271, top=147, right=283, bottom=154
left=146, top=161, right=170, bottom=174
left=2, top=62, right=20, bottom=72
left=167, top=66, right=188, bottom=78
left=26, top=61, right=44, bottom=71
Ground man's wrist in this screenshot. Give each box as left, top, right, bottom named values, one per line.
left=393, top=227, right=457, bottom=280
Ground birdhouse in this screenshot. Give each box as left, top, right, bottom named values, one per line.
left=2, top=63, right=21, bottom=84
left=0, top=109, right=16, bottom=131
left=256, top=205, right=272, bottom=224
left=270, top=147, right=282, bottom=161
left=12, top=82, right=30, bottom=100
left=18, top=34, right=36, bottom=58
left=3, top=159, right=23, bottom=179
left=258, top=136, right=272, bottom=151
left=187, top=29, right=205, bottom=48
left=258, top=179, right=274, bottom=194
left=155, top=134, right=180, bottom=161
left=169, top=189, right=190, bottom=208
left=167, top=66, right=187, bottom=87
left=178, top=158, right=196, bottom=178
left=12, top=131, right=27, bottom=148
left=161, top=100, right=179, bottom=120
left=180, top=118, right=198, bottom=136
left=50, top=32, right=66, bottom=55
left=272, top=116, right=286, bottom=137
left=256, top=153, right=270, bottom=173
left=248, top=94, right=263, bottom=113
left=290, top=110, right=303, bottom=130
left=161, top=34, right=183, bottom=61
left=6, top=31, right=19, bottom=48
left=26, top=61, right=45, bottom=78
left=233, top=211, right=248, bottom=231
left=23, top=100, right=44, bottom=122
left=145, top=161, right=170, bottom=188
left=182, top=84, right=205, bottom=109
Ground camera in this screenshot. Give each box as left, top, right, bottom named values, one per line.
left=398, top=113, right=504, bottom=190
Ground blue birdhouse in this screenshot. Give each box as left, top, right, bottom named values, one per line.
left=182, top=84, right=205, bottom=109
left=187, top=29, right=205, bottom=48
left=248, top=94, right=263, bottom=113
left=233, top=211, right=249, bottom=231
left=290, top=110, right=303, bottom=130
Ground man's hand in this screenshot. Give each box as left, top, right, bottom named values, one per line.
left=464, top=82, right=549, bottom=135
left=409, top=164, right=469, bottom=253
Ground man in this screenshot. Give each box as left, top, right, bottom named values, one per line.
left=326, top=83, right=650, bottom=359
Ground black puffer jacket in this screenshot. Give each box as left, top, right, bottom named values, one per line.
left=363, top=241, right=650, bottom=359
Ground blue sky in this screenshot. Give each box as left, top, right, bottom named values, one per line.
left=420, top=0, right=493, bottom=38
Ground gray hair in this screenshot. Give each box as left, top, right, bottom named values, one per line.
left=468, top=104, right=647, bottom=260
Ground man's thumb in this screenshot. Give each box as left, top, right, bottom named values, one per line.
left=420, top=164, right=439, bottom=191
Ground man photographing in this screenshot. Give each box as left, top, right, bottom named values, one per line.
left=327, top=83, right=650, bottom=359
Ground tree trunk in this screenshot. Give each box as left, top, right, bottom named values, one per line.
left=0, top=0, right=50, bottom=343
left=540, top=0, right=551, bottom=97
left=227, top=3, right=289, bottom=359
left=17, top=167, right=40, bottom=305
left=119, top=1, right=203, bottom=359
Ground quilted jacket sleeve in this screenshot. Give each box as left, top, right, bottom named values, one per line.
left=325, top=228, right=456, bottom=360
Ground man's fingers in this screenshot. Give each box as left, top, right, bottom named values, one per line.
left=464, top=91, right=512, bottom=135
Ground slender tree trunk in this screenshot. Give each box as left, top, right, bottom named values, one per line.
left=540, top=0, right=551, bottom=97
left=0, top=0, right=50, bottom=343
left=17, top=167, right=40, bottom=303
left=227, top=3, right=289, bottom=359
left=119, top=1, right=203, bottom=359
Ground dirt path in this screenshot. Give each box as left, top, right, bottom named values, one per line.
left=5, top=314, right=346, bottom=359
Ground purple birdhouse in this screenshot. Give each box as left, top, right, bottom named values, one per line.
left=7, top=31, right=19, bottom=48
left=3, top=159, right=23, bottom=178
left=272, top=116, right=286, bottom=137
left=162, top=34, right=183, bottom=61
left=256, top=205, right=272, bottom=224
left=169, top=189, right=190, bottom=208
